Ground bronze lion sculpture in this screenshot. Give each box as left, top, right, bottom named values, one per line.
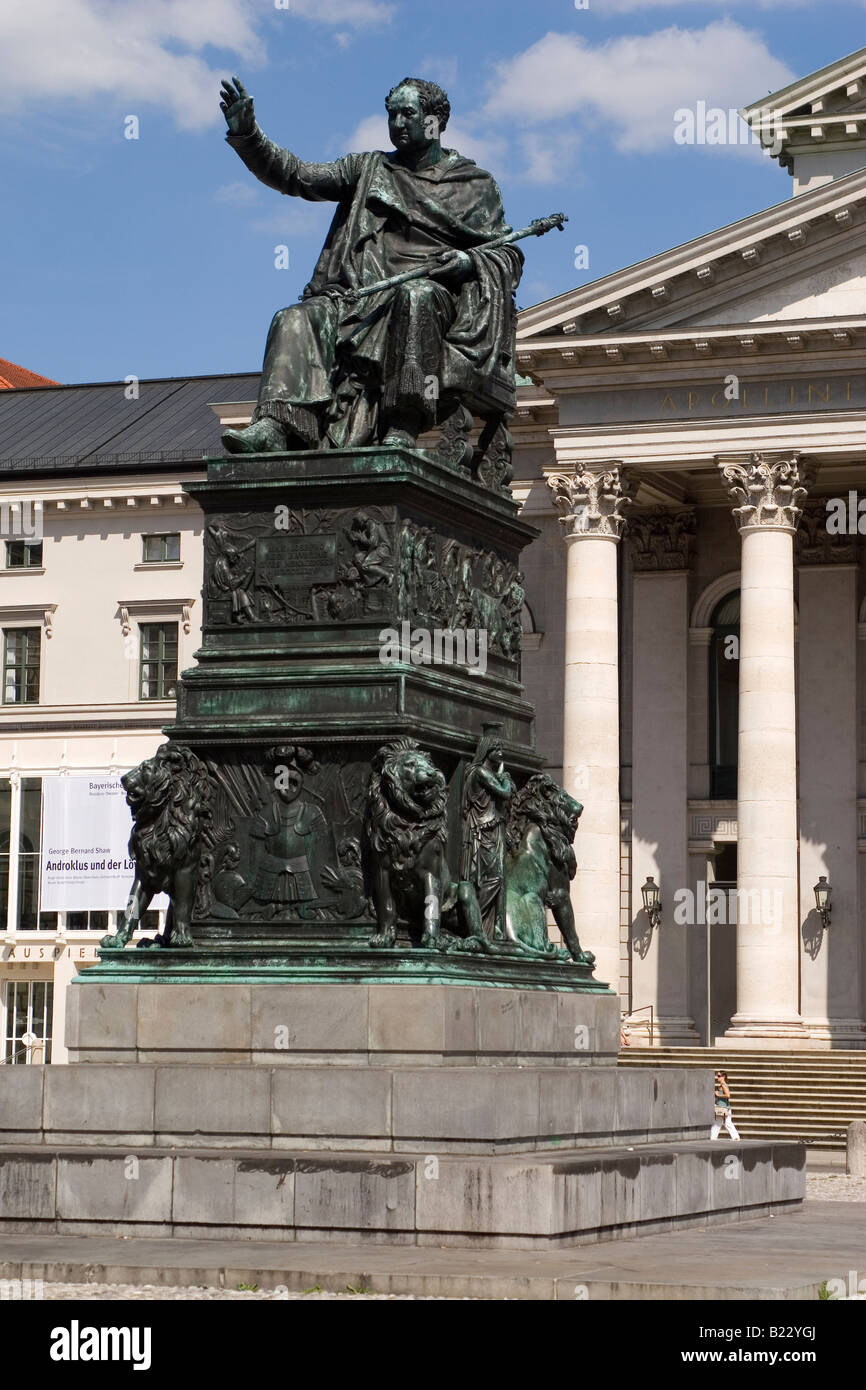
left=101, top=743, right=212, bottom=950
left=504, top=773, right=594, bottom=965
left=364, top=737, right=484, bottom=949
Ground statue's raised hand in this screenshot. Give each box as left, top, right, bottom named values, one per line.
left=220, top=76, right=255, bottom=137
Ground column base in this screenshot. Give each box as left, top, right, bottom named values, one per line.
left=721, top=1013, right=808, bottom=1048
left=623, top=1014, right=701, bottom=1047
left=800, top=1018, right=866, bottom=1048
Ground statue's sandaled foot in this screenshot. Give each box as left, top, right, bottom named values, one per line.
left=382, top=428, right=418, bottom=448
left=369, top=928, right=397, bottom=949
left=572, top=948, right=596, bottom=968
left=222, top=417, right=287, bottom=454
left=382, top=405, right=424, bottom=449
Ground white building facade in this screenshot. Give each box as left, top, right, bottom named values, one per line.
left=515, top=48, right=866, bottom=1047
left=0, top=372, right=246, bottom=1061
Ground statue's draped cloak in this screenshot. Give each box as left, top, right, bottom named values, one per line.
left=227, top=126, right=523, bottom=399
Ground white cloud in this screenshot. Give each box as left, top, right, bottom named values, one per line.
left=0, top=0, right=263, bottom=131
left=213, top=180, right=260, bottom=205
left=483, top=23, right=794, bottom=154
left=252, top=204, right=335, bottom=237
left=344, top=113, right=391, bottom=151
left=597, top=0, right=840, bottom=9
left=518, top=130, right=582, bottom=185
left=282, top=0, right=394, bottom=21
left=0, top=0, right=393, bottom=133
left=415, top=54, right=459, bottom=90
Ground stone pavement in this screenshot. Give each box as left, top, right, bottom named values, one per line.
left=806, top=1174, right=866, bottom=1201
left=1, top=1200, right=864, bottom=1300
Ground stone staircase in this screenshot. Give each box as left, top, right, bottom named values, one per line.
left=621, top=1047, right=866, bottom=1148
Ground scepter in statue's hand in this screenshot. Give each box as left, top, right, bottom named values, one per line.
left=220, top=76, right=255, bottom=138
left=343, top=213, right=569, bottom=302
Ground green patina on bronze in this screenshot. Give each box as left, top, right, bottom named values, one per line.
left=83, top=74, right=606, bottom=993
left=216, top=74, right=564, bottom=468
left=85, top=943, right=609, bottom=990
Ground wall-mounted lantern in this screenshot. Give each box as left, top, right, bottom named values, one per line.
left=641, top=875, right=662, bottom=931
left=814, top=875, right=832, bottom=931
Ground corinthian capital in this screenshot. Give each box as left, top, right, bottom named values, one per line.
left=717, top=452, right=807, bottom=533
left=547, top=462, right=633, bottom=540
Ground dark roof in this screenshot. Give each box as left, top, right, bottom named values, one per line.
left=0, top=373, right=259, bottom=476
left=0, top=357, right=58, bottom=390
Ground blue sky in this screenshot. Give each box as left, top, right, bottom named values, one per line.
left=1, top=0, right=864, bottom=384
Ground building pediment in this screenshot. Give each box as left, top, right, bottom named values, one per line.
left=517, top=167, right=866, bottom=346
left=740, top=45, right=866, bottom=177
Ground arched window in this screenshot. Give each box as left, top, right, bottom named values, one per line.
left=709, top=590, right=739, bottom=798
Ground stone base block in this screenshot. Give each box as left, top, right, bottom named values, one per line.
left=67, top=981, right=619, bottom=1066
left=0, top=1061, right=711, bottom=1154
left=0, top=1140, right=804, bottom=1249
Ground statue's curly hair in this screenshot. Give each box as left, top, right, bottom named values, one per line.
left=123, top=743, right=212, bottom=889
left=365, top=738, right=447, bottom=875
left=386, top=77, right=450, bottom=134
left=506, top=773, right=581, bottom=879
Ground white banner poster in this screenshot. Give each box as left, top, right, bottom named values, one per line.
left=40, top=775, right=167, bottom=913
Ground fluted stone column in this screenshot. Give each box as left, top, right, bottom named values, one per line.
left=718, top=453, right=807, bottom=1042
left=547, top=463, right=632, bottom=993
left=627, top=508, right=699, bottom=1044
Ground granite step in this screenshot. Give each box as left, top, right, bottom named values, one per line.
left=0, top=1138, right=804, bottom=1251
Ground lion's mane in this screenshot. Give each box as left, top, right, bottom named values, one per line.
left=124, top=744, right=213, bottom=891
left=365, top=738, right=447, bottom=876
left=506, top=773, right=581, bottom=881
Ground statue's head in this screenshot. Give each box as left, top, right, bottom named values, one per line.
left=266, top=744, right=318, bottom=806
left=472, top=721, right=504, bottom=769
left=386, top=78, right=450, bottom=153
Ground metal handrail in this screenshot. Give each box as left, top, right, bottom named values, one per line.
left=625, top=1004, right=655, bottom=1045
left=0, top=1041, right=46, bottom=1064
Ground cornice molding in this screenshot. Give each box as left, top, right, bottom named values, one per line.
left=117, top=597, right=196, bottom=636
left=517, top=168, right=866, bottom=341
left=516, top=317, right=866, bottom=374
left=740, top=47, right=866, bottom=171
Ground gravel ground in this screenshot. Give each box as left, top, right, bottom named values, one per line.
left=32, top=1282, right=463, bottom=1300
left=805, top=1173, right=866, bottom=1201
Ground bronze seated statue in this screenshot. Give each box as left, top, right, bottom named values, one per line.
left=218, top=74, right=531, bottom=491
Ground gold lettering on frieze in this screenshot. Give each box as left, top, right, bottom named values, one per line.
left=654, top=378, right=862, bottom=416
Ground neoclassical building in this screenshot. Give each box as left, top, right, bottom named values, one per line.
left=514, top=46, right=866, bottom=1047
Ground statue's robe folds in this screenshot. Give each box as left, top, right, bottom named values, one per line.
left=227, top=124, right=523, bottom=445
